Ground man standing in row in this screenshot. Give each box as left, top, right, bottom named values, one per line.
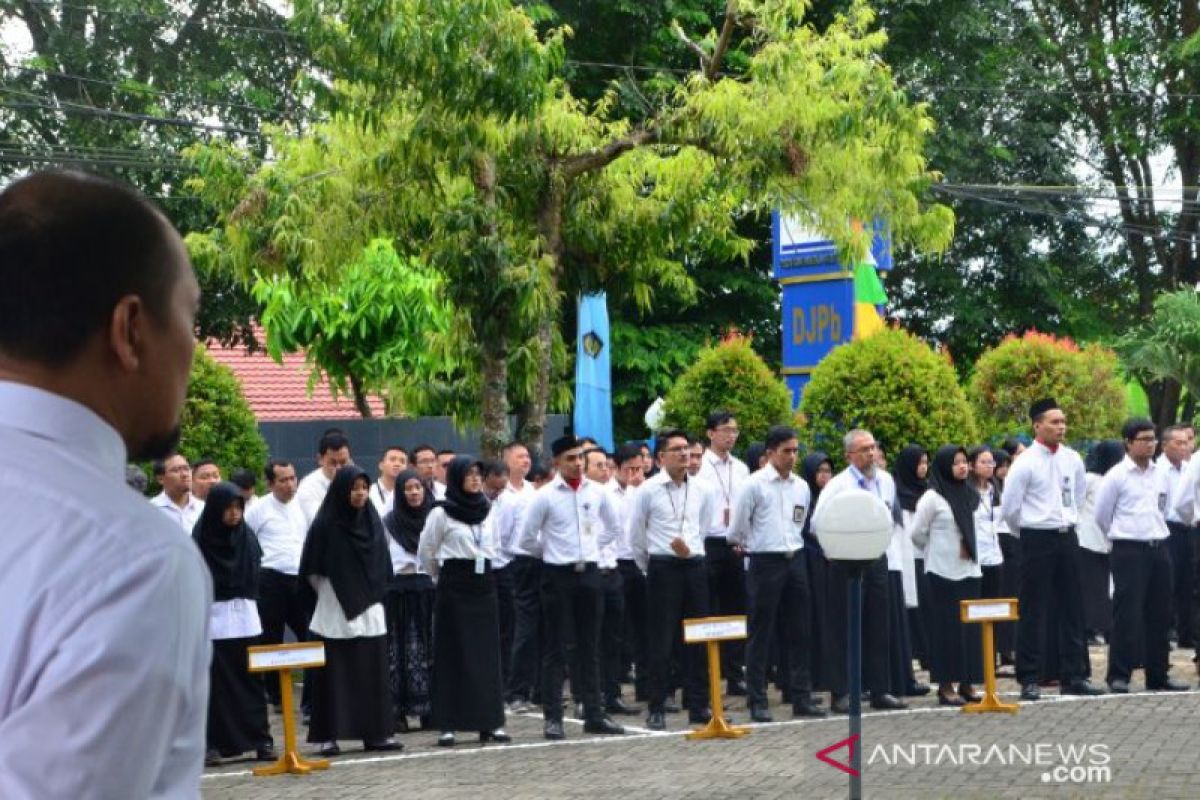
left=497, top=441, right=541, bottom=712
left=151, top=453, right=205, bottom=534
left=296, top=431, right=352, bottom=526
left=191, top=457, right=222, bottom=502
left=609, top=444, right=648, bottom=702
left=371, top=445, right=408, bottom=517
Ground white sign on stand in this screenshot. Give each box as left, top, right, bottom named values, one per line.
left=683, top=615, right=748, bottom=644
left=248, top=642, right=326, bottom=672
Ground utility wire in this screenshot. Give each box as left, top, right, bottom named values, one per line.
left=0, top=86, right=265, bottom=136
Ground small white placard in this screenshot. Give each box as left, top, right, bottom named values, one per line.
left=683, top=617, right=748, bottom=643
left=965, top=602, right=1013, bottom=621
left=248, top=643, right=326, bottom=672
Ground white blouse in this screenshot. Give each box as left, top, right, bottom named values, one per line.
left=418, top=506, right=498, bottom=577
left=1076, top=473, right=1111, bottom=554
left=308, top=575, right=386, bottom=639
left=209, top=598, right=263, bottom=640
left=910, top=491, right=983, bottom=581
left=973, top=485, right=1004, bottom=568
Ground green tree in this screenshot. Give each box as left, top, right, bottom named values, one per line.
left=967, top=331, right=1128, bottom=442
left=1115, top=289, right=1200, bottom=424
left=799, top=327, right=978, bottom=461
left=178, top=343, right=269, bottom=478
left=661, top=336, right=793, bottom=445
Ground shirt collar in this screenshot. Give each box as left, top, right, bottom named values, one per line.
left=1122, top=454, right=1155, bottom=474
left=1033, top=440, right=1060, bottom=456
left=848, top=464, right=876, bottom=488
left=765, top=466, right=795, bottom=483
left=0, top=381, right=127, bottom=483
left=705, top=449, right=731, bottom=466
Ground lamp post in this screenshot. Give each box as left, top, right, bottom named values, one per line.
left=814, top=489, right=893, bottom=800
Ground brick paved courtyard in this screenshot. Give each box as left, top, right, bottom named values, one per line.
left=203, top=647, right=1200, bottom=799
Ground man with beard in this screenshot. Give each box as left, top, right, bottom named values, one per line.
left=0, top=171, right=210, bottom=797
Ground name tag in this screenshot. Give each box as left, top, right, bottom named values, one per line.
left=475, top=555, right=486, bottom=575
left=1158, top=493, right=1168, bottom=514
left=793, top=505, right=806, bottom=525
left=1061, top=481, right=1073, bottom=508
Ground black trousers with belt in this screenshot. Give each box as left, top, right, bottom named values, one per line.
left=745, top=551, right=812, bottom=709
left=1016, top=527, right=1090, bottom=686
left=646, top=556, right=710, bottom=714
left=617, top=559, right=649, bottom=699
left=540, top=563, right=605, bottom=723
left=1107, top=539, right=1174, bottom=685
left=597, top=568, right=626, bottom=703
left=506, top=555, right=542, bottom=703
left=826, top=556, right=890, bottom=697
left=256, top=568, right=313, bottom=706
left=704, top=537, right=746, bottom=682
left=1167, top=521, right=1196, bottom=646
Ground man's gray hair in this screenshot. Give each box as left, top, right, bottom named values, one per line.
left=843, top=429, right=873, bottom=452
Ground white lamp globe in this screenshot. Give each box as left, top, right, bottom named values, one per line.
left=813, top=489, right=892, bottom=562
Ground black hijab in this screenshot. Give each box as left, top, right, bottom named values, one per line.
left=800, top=452, right=834, bottom=545
left=384, top=469, right=431, bottom=554
left=894, top=445, right=929, bottom=512
left=299, top=466, right=392, bottom=620
left=744, top=443, right=767, bottom=472
left=192, top=482, right=262, bottom=602
left=439, top=455, right=491, bottom=525
left=928, top=445, right=979, bottom=562
left=1086, top=440, right=1125, bottom=476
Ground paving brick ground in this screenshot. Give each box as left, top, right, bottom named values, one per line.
left=202, top=645, right=1200, bottom=799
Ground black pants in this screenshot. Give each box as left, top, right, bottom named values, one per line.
left=598, top=568, right=625, bottom=703
left=257, top=569, right=313, bottom=706
left=540, top=563, right=604, bottom=723
left=617, top=559, right=649, bottom=699
left=646, top=557, right=710, bottom=714
left=1167, top=522, right=1196, bottom=646
left=926, top=573, right=983, bottom=685
left=746, top=552, right=812, bottom=708
left=1107, top=540, right=1174, bottom=684
left=494, top=563, right=516, bottom=692
left=507, top=555, right=542, bottom=703
left=997, top=535, right=1021, bottom=658
left=704, top=537, right=745, bottom=682
left=826, top=557, right=890, bottom=696
left=1077, top=548, right=1112, bottom=637
left=1016, top=528, right=1090, bottom=686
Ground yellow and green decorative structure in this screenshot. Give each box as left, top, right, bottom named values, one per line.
left=772, top=215, right=892, bottom=407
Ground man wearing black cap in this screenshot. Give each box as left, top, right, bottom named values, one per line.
left=519, top=435, right=626, bottom=740
left=999, top=398, right=1105, bottom=700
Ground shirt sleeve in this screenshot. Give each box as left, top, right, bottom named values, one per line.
left=518, top=493, right=546, bottom=557
left=418, top=508, right=446, bottom=577
left=596, top=492, right=621, bottom=551
left=909, top=492, right=936, bottom=551
left=999, top=459, right=1028, bottom=534
left=629, top=487, right=650, bottom=572
left=728, top=479, right=756, bottom=549
left=1175, top=458, right=1199, bottom=525
left=1091, top=471, right=1120, bottom=536
left=0, top=542, right=211, bottom=800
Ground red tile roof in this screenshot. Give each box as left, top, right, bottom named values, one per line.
left=205, top=336, right=386, bottom=421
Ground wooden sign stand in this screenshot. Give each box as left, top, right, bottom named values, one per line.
left=682, top=615, right=751, bottom=740
left=959, top=598, right=1020, bottom=715
left=247, top=642, right=331, bottom=776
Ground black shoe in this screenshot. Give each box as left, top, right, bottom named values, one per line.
left=317, top=742, right=341, bottom=757
left=688, top=707, right=713, bottom=724
left=1147, top=677, right=1191, bottom=692
left=830, top=694, right=850, bottom=714
left=938, top=691, right=965, bottom=707
left=605, top=697, right=642, bottom=715
left=583, top=716, right=625, bottom=735
left=905, top=681, right=931, bottom=697
left=543, top=720, right=565, bottom=740
left=869, top=693, right=907, bottom=710
left=749, top=706, right=773, bottom=723
left=727, top=679, right=748, bottom=696
left=204, top=750, right=221, bottom=767
left=1020, top=683, right=1041, bottom=701
left=364, top=739, right=403, bottom=752
left=1062, top=679, right=1106, bottom=696
left=255, top=745, right=277, bottom=762
left=793, top=699, right=827, bottom=718
left=1107, top=679, right=1130, bottom=694
left=958, top=685, right=981, bottom=703
left=646, top=711, right=666, bottom=730
left=480, top=728, right=512, bottom=743
left=437, top=732, right=456, bottom=747
left=663, top=698, right=682, bottom=714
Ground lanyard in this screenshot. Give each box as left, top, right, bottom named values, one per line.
left=469, top=523, right=483, bottom=550
left=666, top=478, right=690, bottom=539
left=709, top=454, right=733, bottom=505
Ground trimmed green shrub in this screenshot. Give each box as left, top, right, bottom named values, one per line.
left=967, top=330, right=1128, bottom=442
left=660, top=336, right=793, bottom=445
left=177, top=343, right=269, bottom=483
left=800, top=327, right=978, bottom=461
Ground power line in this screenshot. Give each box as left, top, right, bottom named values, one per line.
left=0, top=86, right=265, bottom=136
left=17, top=0, right=299, bottom=37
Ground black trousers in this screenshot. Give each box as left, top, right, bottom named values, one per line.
left=926, top=573, right=983, bottom=685
left=540, top=563, right=604, bottom=723
left=1107, top=539, right=1174, bottom=684
left=1077, top=548, right=1112, bottom=637
left=746, top=552, right=812, bottom=708
left=506, top=555, right=542, bottom=703
left=1016, top=528, right=1090, bottom=686
left=997, top=535, right=1021, bottom=658
left=826, top=557, right=890, bottom=696
left=493, top=563, right=516, bottom=692
left=704, top=537, right=746, bottom=681
left=617, top=559, right=649, bottom=699
left=1167, top=522, right=1196, bottom=646
left=598, top=568, right=625, bottom=702
left=646, top=557, right=710, bottom=714
left=257, top=568, right=313, bottom=706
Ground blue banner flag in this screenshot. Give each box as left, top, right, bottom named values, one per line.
left=573, top=292, right=614, bottom=451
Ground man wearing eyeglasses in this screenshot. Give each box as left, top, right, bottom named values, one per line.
left=1094, top=418, right=1190, bottom=693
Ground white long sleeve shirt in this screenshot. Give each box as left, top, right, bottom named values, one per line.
left=1075, top=473, right=1111, bottom=554
left=972, top=485, right=1003, bottom=567
left=1175, top=454, right=1200, bottom=524
left=0, top=382, right=211, bottom=800
left=909, top=491, right=984, bottom=581
left=295, top=468, right=333, bottom=529
left=244, top=492, right=308, bottom=575
left=628, top=471, right=717, bottom=571
left=149, top=490, right=204, bottom=536
left=1093, top=456, right=1170, bottom=542
left=999, top=441, right=1086, bottom=533
left=606, top=481, right=640, bottom=562
left=496, top=480, right=537, bottom=559
left=519, top=476, right=621, bottom=566
left=729, top=465, right=809, bottom=553
left=418, top=506, right=499, bottom=577
left=1157, top=454, right=1189, bottom=525
left=697, top=449, right=749, bottom=539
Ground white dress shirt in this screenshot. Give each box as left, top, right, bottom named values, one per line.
left=812, top=465, right=897, bottom=529
left=909, top=491, right=984, bottom=581
left=729, top=465, right=809, bottom=553
left=1175, top=454, right=1200, bottom=524
left=628, top=471, right=717, bottom=571
left=999, top=440, right=1086, bottom=533
left=495, top=479, right=537, bottom=559
left=244, top=492, right=308, bottom=575
left=972, top=485, right=1003, bottom=567
left=697, top=449, right=749, bottom=539
left=0, top=382, right=210, bottom=800
left=519, top=476, right=620, bottom=566
left=432, top=480, right=447, bottom=501
left=1157, top=454, right=1189, bottom=525
left=1093, top=456, right=1170, bottom=542
left=308, top=576, right=386, bottom=638
left=369, top=480, right=394, bottom=521
left=209, top=598, right=263, bottom=640
left=606, top=481, right=640, bottom=562
left=150, top=490, right=204, bottom=535
left=295, top=468, right=332, bottom=528
left=1076, top=473, right=1111, bottom=554
left=418, top=506, right=499, bottom=577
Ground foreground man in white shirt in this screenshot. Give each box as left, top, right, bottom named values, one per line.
left=1093, top=418, right=1190, bottom=694
left=0, top=171, right=210, bottom=798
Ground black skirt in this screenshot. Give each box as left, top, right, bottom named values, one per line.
left=997, top=535, right=1021, bottom=657
left=208, top=637, right=271, bottom=757
left=431, top=560, right=505, bottom=733
left=384, top=573, right=435, bottom=723
left=1077, top=548, right=1112, bottom=636
left=926, top=573, right=983, bottom=685
left=886, top=570, right=916, bottom=694
left=306, top=634, right=391, bottom=744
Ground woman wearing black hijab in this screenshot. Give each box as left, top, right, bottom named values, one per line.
left=418, top=456, right=508, bottom=747
left=800, top=452, right=835, bottom=695
left=894, top=445, right=933, bottom=670
left=909, top=446, right=983, bottom=706
left=300, top=466, right=400, bottom=756
left=1079, top=440, right=1125, bottom=645
left=382, top=469, right=436, bottom=732
left=193, top=482, right=274, bottom=766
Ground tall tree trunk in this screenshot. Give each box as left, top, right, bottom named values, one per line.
left=348, top=372, right=373, bottom=419
left=520, top=180, right=567, bottom=461
left=479, top=333, right=510, bottom=460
